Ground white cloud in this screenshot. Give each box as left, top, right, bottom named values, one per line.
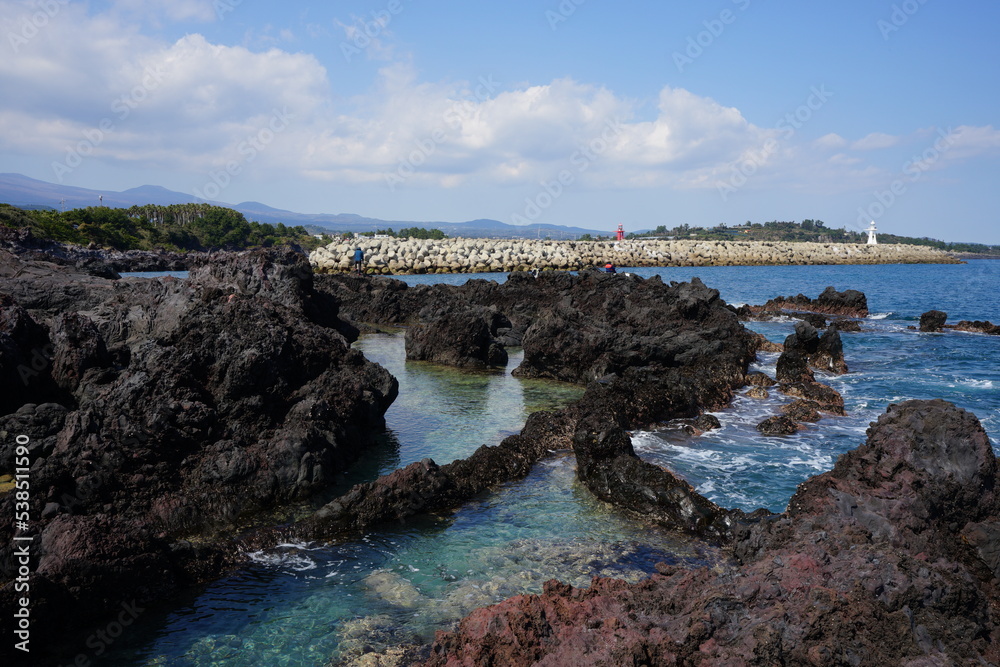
left=3, top=2, right=998, bottom=201
left=851, top=132, right=902, bottom=151
left=0, top=3, right=328, bottom=181
left=815, top=133, right=846, bottom=149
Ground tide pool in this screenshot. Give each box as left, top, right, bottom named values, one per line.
left=103, top=260, right=1000, bottom=666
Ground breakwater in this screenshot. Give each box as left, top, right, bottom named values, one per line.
left=310, top=238, right=960, bottom=274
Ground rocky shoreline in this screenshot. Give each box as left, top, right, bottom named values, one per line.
left=424, top=399, right=1000, bottom=666
left=311, top=238, right=961, bottom=274
left=2, top=248, right=997, bottom=666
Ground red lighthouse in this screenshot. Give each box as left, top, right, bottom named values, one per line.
left=616, top=224, right=624, bottom=241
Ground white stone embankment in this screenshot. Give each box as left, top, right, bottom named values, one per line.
left=310, top=238, right=961, bottom=275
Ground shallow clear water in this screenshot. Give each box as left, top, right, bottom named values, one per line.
left=120, top=271, right=190, bottom=279
left=103, top=260, right=1000, bottom=666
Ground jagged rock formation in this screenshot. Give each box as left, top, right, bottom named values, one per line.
left=0, top=249, right=397, bottom=663
left=919, top=309, right=948, bottom=332
left=423, top=400, right=1000, bottom=666
left=743, top=286, right=869, bottom=320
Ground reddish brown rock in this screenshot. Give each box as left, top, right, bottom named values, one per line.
left=756, top=414, right=800, bottom=435
left=423, top=400, right=1000, bottom=666
left=754, top=286, right=869, bottom=319
left=781, top=399, right=823, bottom=422
left=950, top=319, right=1000, bottom=335
left=779, top=381, right=846, bottom=415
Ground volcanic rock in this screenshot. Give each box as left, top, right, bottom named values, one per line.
left=680, top=413, right=722, bottom=435
left=423, top=400, right=1000, bottom=666
left=798, top=312, right=827, bottom=329
left=830, top=318, right=862, bottom=332
left=776, top=321, right=848, bottom=379
left=0, top=249, right=398, bottom=662
left=775, top=286, right=868, bottom=318
left=951, top=319, right=1000, bottom=335
left=405, top=304, right=508, bottom=369
left=756, top=414, right=799, bottom=435
left=919, top=309, right=948, bottom=332
left=781, top=398, right=823, bottom=422
left=778, top=381, right=846, bottom=415
left=572, top=418, right=736, bottom=540
left=745, top=371, right=776, bottom=387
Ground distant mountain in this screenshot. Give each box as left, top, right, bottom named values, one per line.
left=0, top=173, right=606, bottom=239
left=0, top=173, right=202, bottom=209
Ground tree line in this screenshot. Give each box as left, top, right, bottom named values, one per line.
left=0, top=203, right=325, bottom=251
left=616, top=220, right=1000, bottom=254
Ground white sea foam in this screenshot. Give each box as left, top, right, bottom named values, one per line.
left=248, top=550, right=318, bottom=572
left=868, top=312, right=893, bottom=320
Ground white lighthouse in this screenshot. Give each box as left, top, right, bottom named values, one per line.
left=866, top=220, right=878, bottom=245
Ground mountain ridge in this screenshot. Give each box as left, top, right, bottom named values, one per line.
left=0, top=173, right=607, bottom=239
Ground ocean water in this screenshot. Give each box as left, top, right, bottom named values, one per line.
left=102, top=260, right=999, bottom=666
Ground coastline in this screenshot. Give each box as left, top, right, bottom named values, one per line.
left=310, top=238, right=962, bottom=274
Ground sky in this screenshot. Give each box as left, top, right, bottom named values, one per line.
left=1, top=0, right=999, bottom=243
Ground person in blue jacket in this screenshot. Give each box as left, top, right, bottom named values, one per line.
left=352, top=247, right=364, bottom=275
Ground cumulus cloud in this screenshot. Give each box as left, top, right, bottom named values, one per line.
left=851, top=132, right=902, bottom=151
left=0, top=2, right=328, bottom=182
left=815, top=133, right=847, bottom=149
left=3, top=1, right=999, bottom=200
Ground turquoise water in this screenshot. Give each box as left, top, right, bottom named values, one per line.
left=120, top=271, right=190, bottom=279
left=102, top=261, right=1000, bottom=665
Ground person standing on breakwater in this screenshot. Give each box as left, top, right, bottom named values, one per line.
left=352, top=247, right=364, bottom=275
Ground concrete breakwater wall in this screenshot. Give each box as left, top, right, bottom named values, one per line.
left=310, top=238, right=960, bottom=274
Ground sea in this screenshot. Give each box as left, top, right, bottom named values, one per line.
left=102, top=260, right=1000, bottom=666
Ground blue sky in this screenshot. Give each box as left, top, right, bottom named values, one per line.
left=1, top=0, right=998, bottom=242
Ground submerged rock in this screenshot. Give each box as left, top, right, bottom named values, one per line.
left=423, top=400, right=1000, bottom=666
left=680, top=413, right=722, bottom=434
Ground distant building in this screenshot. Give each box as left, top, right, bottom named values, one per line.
left=866, top=221, right=878, bottom=245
